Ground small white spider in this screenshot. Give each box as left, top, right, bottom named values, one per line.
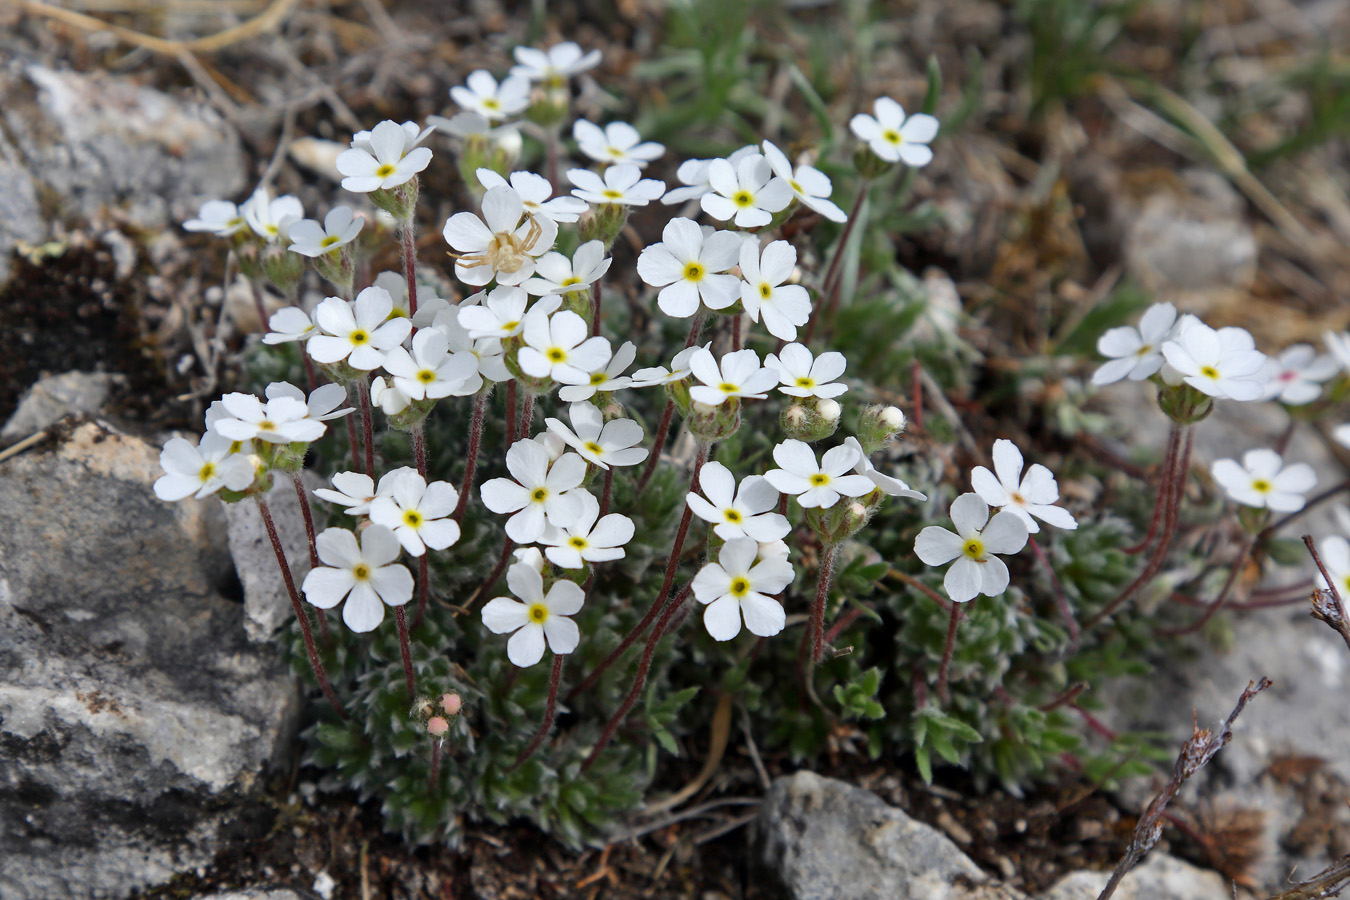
left=443, top=185, right=558, bottom=286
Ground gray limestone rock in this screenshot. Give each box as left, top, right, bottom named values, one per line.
left=0, top=371, right=120, bottom=444
left=0, top=421, right=300, bottom=900
left=1041, top=852, right=1228, bottom=899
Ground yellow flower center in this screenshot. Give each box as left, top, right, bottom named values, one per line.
left=321, top=235, right=341, bottom=247
left=719, top=382, right=739, bottom=394
left=418, top=369, right=436, bottom=383
left=602, top=189, right=623, bottom=200
left=350, top=330, right=369, bottom=345
left=483, top=98, right=501, bottom=110
left=759, top=282, right=772, bottom=299
left=724, top=509, right=742, bottom=523
left=198, top=461, right=216, bottom=481
left=531, top=487, right=548, bottom=502
left=376, top=163, right=397, bottom=178
left=882, top=129, right=902, bottom=145
left=561, top=277, right=582, bottom=286
left=547, top=347, right=566, bottom=362
left=569, top=536, right=588, bottom=549
left=729, top=577, right=750, bottom=597
left=789, top=179, right=802, bottom=193
left=528, top=603, right=549, bottom=623
left=809, top=473, right=830, bottom=487
left=589, top=372, right=607, bottom=385
left=1200, top=365, right=1220, bottom=379
left=962, top=538, right=985, bottom=560
left=584, top=441, right=605, bottom=456
left=684, top=262, right=705, bottom=281
left=403, top=510, right=423, bottom=527
left=1009, top=492, right=1025, bottom=505
left=258, top=421, right=277, bottom=432
left=1251, top=479, right=1272, bottom=493
left=353, top=564, right=371, bottom=580
left=796, top=377, right=815, bottom=388
left=733, top=190, right=754, bottom=207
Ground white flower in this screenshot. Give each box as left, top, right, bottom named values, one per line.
left=370, top=376, right=413, bottom=415
left=241, top=188, right=303, bottom=243
left=262, top=307, right=317, bottom=345
left=739, top=239, right=812, bottom=341
left=368, top=470, right=461, bottom=556
left=456, top=287, right=551, bottom=340
left=1315, top=536, right=1350, bottom=597
left=1161, top=316, right=1268, bottom=401
left=914, top=494, right=1029, bottom=603
left=480, top=440, right=587, bottom=543
left=351, top=120, right=435, bottom=155
left=765, top=343, right=848, bottom=399
left=1092, top=302, right=1178, bottom=386
left=842, top=436, right=926, bottom=500
left=510, top=41, right=602, bottom=84
left=1261, top=344, right=1339, bottom=405
left=567, top=164, right=665, bottom=207
left=970, top=439, right=1077, bottom=534
left=154, top=432, right=255, bottom=500
left=688, top=347, right=778, bottom=406
left=849, top=98, right=939, bottom=167
left=692, top=538, right=794, bottom=641
left=522, top=240, right=611, bottom=296
left=630, top=343, right=705, bottom=387
left=518, top=308, right=612, bottom=382
left=336, top=120, right=433, bottom=193
left=759, top=140, right=848, bottom=222
left=430, top=304, right=512, bottom=389
left=288, top=206, right=364, bottom=257
left=1324, top=330, right=1350, bottom=373
left=450, top=70, right=530, bottom=121
left=700, top=154, right=792, bottom=228
left=764, top=440, right=874, bottom=509
left=513, top=546, right=547, bottom=573
left=661, top=146, right=758, bottom=204
left=476, top=168, right=588, bottom=223
left=573, top=119, right=663, bottom=168
left=556, top=340, right=636, bottom=402
left=184, top=200, right=246, bottom=236
left=301, top=525, right=414, bottom=633
left=1211, top=449, right=1316, bottom=512
left=538, top=491, right=634, bottom=569
left=637, top=218, right=743, bottom=317
left=685, top=461, right=789, bottom=542
left=314, top=467, right=411, bottom=517
left=308, top=287, right=412, bottom=370
left=264, top=381, right=353, bottom=422
left=211, top=392, right=327, bottom=444
left=481, top=563, right=584, bottom=666
left=545, top=401, right=648, bottom=470
left=443, top=185, right=558, bottom=287
left=381, top=328, right=478, bottom=400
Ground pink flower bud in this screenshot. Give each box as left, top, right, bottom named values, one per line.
left=427, top=716, right=449, bottom=736
left=439, top=692, right=462, bottom=716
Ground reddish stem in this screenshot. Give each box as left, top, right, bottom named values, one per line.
left=518, top=391, right=535, bottom=441
left=453, top=393, right=487, bottom=524
left=395, top=605, right=417, bottom=698
left=809, top=543, right=839, bottom=664
left=1158, top=535, right=1256, bottom=636
left=1029, top=535, right=1078, bottom=650
left=401, top=219, right=419, bottom=321
left=1124, top=424, right=1179, bottom=555
left=592, top=280, right=602, bottom=336
left=506, top=380, right=518, bottom=445
left=357, top=377, right=376, bottom=477
left=600, top=467, right=614, bottom=519
left=290, top=473, right=329, bottom=640
left=428, top=738, right=442, bottom=793
left=511, top=653, right=566, bottom=770
left=936, top=602, right=963, bottom=703
left=412, top=554, right=430, bottom=631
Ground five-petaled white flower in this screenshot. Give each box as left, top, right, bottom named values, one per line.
left=481, top=562, right=584, bottom=666
left=567, top=164, right=665, bottom=207
left=692, top=537, right=794, bottom=641
left=262, top=307, right=317, bottom=346
left=573, top=119, right=664, bottom=168
left=760, top=140, right=848, bottom=222
left=443, top=185, right=558, bottom=287
left=368, top=470, right=461, bottom=556
left=451, top=70, right=530, bottom=121
left=688, top=347, right=778, bottom=406
left=154, top=432, right=255, bottom=501
left=288, top=206, right=364, bottom=257
left=914, top=494, right=1029, bottom=603
left=1261, top=344, right=1340, bottom=405
left=1212, top=448, right=1316, bottom=513
left=661, top=147, right=758, bottom=204
left=766, top=343, right=848, bottom=399
left=241, top=188, right=303, bottom=243
left=518, top=308, right=612, bottom=382
left=843, top=437, right=926, bottom=500
left=480, top=440, right=587, bottom=543
left=336, top=120, right=434, bottom=193
left=510, top=41, right=602, bottom=85
left=302, top=525, right=415, bottom=632
left=686, top=461, right=790, bottom=542
left=1093, top=302, right=1177, bottom=386
left=970, top=439, right=1077, bottom=534
left=308, top=287, right=412, bottom=370
left=382, top=328, right=478, bottom=400
left=314, top=467, right=411, bottom=517
left=211, top=392, right=327, bottom=445
left=637, top=218, right=743, bottom=317
left=700, top=154, right=792, bottom=228
left=184, top=200, right=247, bottom=237
left=545, top=401, right=648, bottom=470
left=556, top=340, right=636, bottom=402
left=538, top=490, right=634, bottom=570
left=849, top=98, right=939, bottom=167
left=264, top=381, right=353, bottom=422
left=476, top=168, right=589, bottom=224
left=739, top=238, right=812, bottom=341
left=630, top=343, right=705, bottom=387
left=764, top=440, right=874, bottom=509
left=457, top=287, right=552, bottom=340
left=523, top=240, right=612, bottom=296
left=1161, top=316, right=1268, bottom=401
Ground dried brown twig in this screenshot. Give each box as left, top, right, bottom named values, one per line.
left=1095, top=677, right=1273, bottom=900
left=1261, top=854, right=1350, bottom=900
left=1303, top=535, right=1350, bottom=654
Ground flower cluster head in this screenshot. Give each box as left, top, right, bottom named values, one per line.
left=688, top=348, right=778, bottom=407
left=337, top=120, right=434, bottom=194
left=1161, top=316, right=1268, bottom=401
left=693, top=537, right=794, bottom=641
left=1211, top=449, right=1316, bottom=513
left=518, top=308, right=611, bottom=382
left=481, top=562, right=584, bottom=666
left=444, top=185, right=558, bottom=286
left=971, top=439, right=1077, bottom=534
left=153, top=432, right=255, bottom=501
left=766, top=344, right=848, bottom=399
left=849, top=97, right=939, bottom=167
left=914, top=494, right=1029, bottom=603
left=242, top=188, right=303, bottom=243
left=637, top=218, right=744, bottom=317
left=567, top=164, right=665, bottom=207
left=760, top=139, right=848, bottom=223
left=288, top=206, right=364, bottom=258
left=661, top=146, right=757, bottom=205
left=573, top=119, right=664, bottom=168
left=302, top=525, right=414, bottom=632
left=368, top=470, right=461, bottom=556
left=545, top=401, right=647, bottom=469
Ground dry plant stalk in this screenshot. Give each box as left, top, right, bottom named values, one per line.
left=1261, top=855, right=1350, bottom=900
left=1095, top=676, right=1273, bottom=900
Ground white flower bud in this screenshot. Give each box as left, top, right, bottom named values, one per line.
left=818, top=398, right=841, bottom=423
left=879, top=406, right=905, bottom=430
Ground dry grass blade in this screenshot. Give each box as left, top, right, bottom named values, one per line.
left=20, top=0, right=298, bottom=55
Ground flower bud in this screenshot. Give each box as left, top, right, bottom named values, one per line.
left=525, top=89, right=570, bottom=129
left=780, top=397, right=839, bottom=442
left=427, top=716, right=449, bottom=737
left=666, top=378, right=693, bottom=419
left=370, top=177, right=419, bottom=222
left=578, top=203, right=629, bottom=251
left=234, top=237, right=265, bottom=280
left=853, top=145, right=892, bottom=179
left=561, top=287, right=594, bottom=323
left=1157, top=382, right=1213, bottom=426
left=857, top=404, right=906, bottom=454
left=439, top=693, right=462, bottom=716
left=689, top=398, right=741, bottom=442
left=818, top=398, right=841, bottom=423
left=312, top=246, right=355, bottom=295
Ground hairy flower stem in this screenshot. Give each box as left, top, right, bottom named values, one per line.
left=519, top=392, right=535, bottom=440
left=936, top=602, right=964, bottom=704
left=592, top=280, right=603, bottom=336
left=635, top=399, right=675, bottom=495
left=413, top=425, right=427, bottom=478
left=545, top=128, right=562, bottom=195
left=1028, top=536, right=1078, bottom=650
left=250, top=278, right=270, bottom=335
left=511, top=653, right=566, bottom=771
left=1158, top=534, right=1257, bottom=636
left=731, top=312, right=742, bottom=352
left=290, top=473, right=329, bottom=640
left=505, top=380, right=518, bottom=445
left=257, top=497, right=345, bottom=720
left=1124, top=424, right=1180, bottom=555
left=453, top=393, right=488, bottom=524
left=394, top=605, right=417, bottom=698
left=400, top=218, right=419, bottom=322
left=428, top=739, right=442, bottom=793
left=569, top=445, right=709, bottom=701
left=582, top=583, right=693, bottom=773
left=809, top=543, right=839, bottom=664
left=413, top=556, right=430, bottom=631
left=357, top=377, right=376, bottom=476
left=343, top=384, right=362, bottom=473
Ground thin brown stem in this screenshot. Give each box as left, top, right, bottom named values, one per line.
left=506, top=379, right=518, bottom=445
left=888, top=568, right=952, bottom=613
left=511, top=653, right=566, bottom=770
left=453, top=393, right=488, bottom=523
left=599, top=467, right=614, bottom=519
left=413, top=426, right=426, bottom=478
left=809, top=544, right=839, bottom=664
left=257, top=497, right=345, bottom=720
left=518, top=391, right=535, bottom=441
left=592, top=280, right=602, bottom=336
left=1124, top=424, right=1180, bottom=556
left=465, top=538, right=515, bottom=615
left=395, top=605, right=417, bottom=698
left=290, top=473, right=328, bottom=640
left=357, top=376, right=376, bottom=476
left=250, top=278, right=270, bottom=334
left=636, top=399, right=675, bottom=495
left=1158, top=535, right=1256, bottom=636
left=428, top=738, right=442, bottom=793
left=412, top=554, right=429, bottom=630
left=936, top=602, right=963, bottom=703
left=343, top=383, right=362, bottom=473
left=1302, top=535, right=1350, bottom=652
left=731, top=313, right=742, bottom=352
left=401, top=218, right=419, bottom=321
